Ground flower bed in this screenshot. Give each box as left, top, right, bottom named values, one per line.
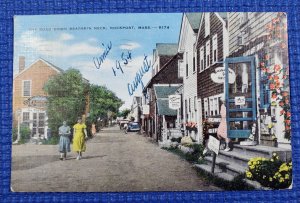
left=245, top=153, right=292, bottom=189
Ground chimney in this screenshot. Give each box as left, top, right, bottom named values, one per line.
left=19, top=56, right=25, bottom=73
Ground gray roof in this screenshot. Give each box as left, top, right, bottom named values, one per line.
left=156, top=43, right=178, bottom=56
left=154, top=85, right=179, bottom=116
left=153, top=85, right=179, bottom=99
left=185, top=13, right=202, bottom=31
left=157, top=99, right=177, bottom=116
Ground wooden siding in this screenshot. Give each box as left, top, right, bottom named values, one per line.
left=196, top=13, right=225, bottom=100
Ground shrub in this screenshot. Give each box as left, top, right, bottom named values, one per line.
left=12, top=124, right=31, bottom=143
left=245, top=153, right=292, bottom=189
left=185, top=143, right=204, bottom=162
left=42, top=136, right=60, bottom=145
left=163, top=143, right=205, bottom=163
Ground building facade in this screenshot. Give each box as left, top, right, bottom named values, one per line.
left=129, top=96, right=142, bottom=122
left=178, top=13, right=202, bottom=142
left=13, top=57, right=63, bottom=138
left=228, top=12, right=290, bottom=148
left=142, top=43, right=183, bottom=141
left=196, top=12, right=229, bottom=144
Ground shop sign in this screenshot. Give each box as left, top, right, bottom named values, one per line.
left=207, top=117, right=221, bottom=123
left=23, top=96, right=47, bottom=108
left=142, top=105, right=149, bottom=114
left=210, top=67, right=236, bottom=84
left=235, top=96, right=246, bottom=105
left=168, top=95, right=181, bottom=110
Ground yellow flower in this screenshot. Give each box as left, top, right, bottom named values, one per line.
left=271, top=159, right=274, bottom=162
left=269, top=177, right=273, bottom=182
left=246, top=171, right=253, bottom=179
left=279, top=163, right=289, bottom=172
left=279, top=177, right=285, bottom=183
left=272, top=153, right=277, bottom=156
left=249, top=165, right=255, bottom=170
left=285, top=174, right=289, bottom=179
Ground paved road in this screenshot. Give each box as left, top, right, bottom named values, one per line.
left=11, top=126, right=221, bottom=192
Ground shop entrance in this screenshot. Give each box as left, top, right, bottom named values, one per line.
left=224, top=56, right=257, bottom=139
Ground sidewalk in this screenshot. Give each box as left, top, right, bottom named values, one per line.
left=11, top=126, right=221, bottom=192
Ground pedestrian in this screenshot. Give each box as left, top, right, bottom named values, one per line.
left=91, top=123, right=96, bottom=137
left=58, top=121, right=71, bottom=160
left=217, top=97, right=231, bottom=152
left=123, top=122, right=128, bottom=134
left=73, top=117, right=88, bottom=160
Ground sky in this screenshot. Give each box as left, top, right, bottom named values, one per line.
left=14, top=13, right=182, bottom=110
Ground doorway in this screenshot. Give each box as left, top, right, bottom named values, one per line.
left=224, top=56, right=257, bottom=139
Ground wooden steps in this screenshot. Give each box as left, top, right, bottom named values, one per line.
left=194, top=144, right=291, bottom=189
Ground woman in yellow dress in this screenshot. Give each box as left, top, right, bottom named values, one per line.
left=73, top=118, right=88, bottom=160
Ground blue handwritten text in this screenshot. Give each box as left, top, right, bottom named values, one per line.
left=112, top=50, right=132, bottom=76
left=93, top=41, right=112, bottom=69
left=127, top=55, right=151, bottom=96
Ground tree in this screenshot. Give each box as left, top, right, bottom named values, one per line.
left=88, top=84, right=123, bottom=123
left=44, top=69, right=89, bottom=136
left=118, top=109, right=131, bottom=119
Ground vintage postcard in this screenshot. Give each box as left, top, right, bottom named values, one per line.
left=11, top=12, right=292, bottom=192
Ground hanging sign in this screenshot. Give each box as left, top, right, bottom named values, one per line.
left=210, top=67, right=236, bottom=84
left=142, top=105, right=149, bottom=115
left=168, top=95, right=181, bottom=110
left=208, top=135, right=220, bottom=155
left=23, top=96, right=48, bottom=109
left=235, top=96, right=246, bottom=105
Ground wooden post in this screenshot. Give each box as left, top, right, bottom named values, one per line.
left=211, top=152, right=217, bottom=173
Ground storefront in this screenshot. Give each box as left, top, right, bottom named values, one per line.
left=226, top=12, right=290, bottom=148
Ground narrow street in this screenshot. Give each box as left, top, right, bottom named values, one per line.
left=11, top=126, right=221, bottom=192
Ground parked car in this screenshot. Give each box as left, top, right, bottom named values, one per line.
left=127, top=122, right=141, bottom=132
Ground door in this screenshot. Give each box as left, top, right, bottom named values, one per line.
left=32, top=112, right=45, bottom=137
left=225, top=56, right=256, bottom=138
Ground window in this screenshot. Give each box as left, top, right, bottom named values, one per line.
left=206, top=95, right=221, bottom=116
left=205, top=13, right=210, bottom=37
left=209, top=98, right=214, bottom=116
left=22, top=112, right=30, bottom=122
left=194, top=96, right=197, bottom=111
left=206, top=41, right=210, bottom=68
left=204, top=98, right=209, bottom=118
left=185, top=99, right=188, bottom=120
left=199, top=46, right=204, bottom=72
left=189, top=98, right=191, bottom=112
left=214, top=97, right=219, bottom=115
left=22, top=80, right=31, bottom=97
left=193, top=56, right=196, bottom=72
left=185, top=52, right=188, bottom=77
left=212, top=34, right=218, bottom=63
left=178, top=60, right=184, bottom=78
